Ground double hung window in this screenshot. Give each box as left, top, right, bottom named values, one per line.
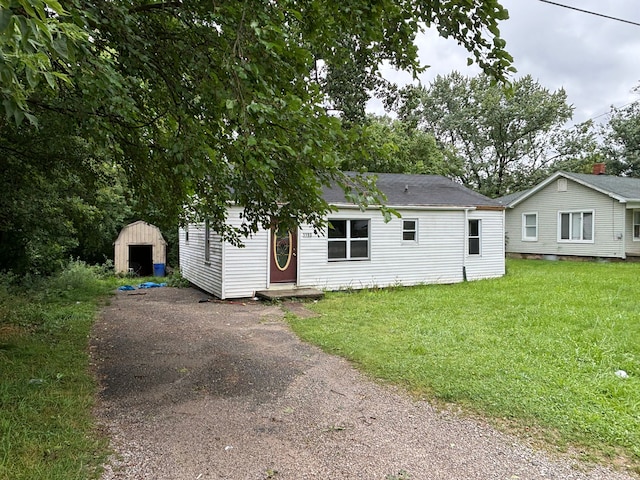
left=522, top=213, right=538, bottom=241
left=402, top=219, right=418, bottom=242
left=468, top=219, right=481, bottom=255
left=204, top=220, right=211, bottom=262
left=634, top=211, right=640, bottom=240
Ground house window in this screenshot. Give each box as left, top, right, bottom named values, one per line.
left=328, top=219, right=369, bottom=260
left=634, top=211, right=640, bottom=240
left=204, top=220, right=211, bottom=262
left=468, top=219, right=481, bottom=255
left=559, top=211, right=594, bottom=242
left=185, top=226, right=189, bottom=243
left=522, top=213, right=538, bottom=241
left=402, top=219, right=418, bottom=242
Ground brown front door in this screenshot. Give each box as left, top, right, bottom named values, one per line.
left=270, top=227, right=297, bottom=283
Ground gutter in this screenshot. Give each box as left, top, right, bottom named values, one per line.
left=329, top=203, right=479, bottom=212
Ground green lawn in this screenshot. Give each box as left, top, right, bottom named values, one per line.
left=288, top=259, right=640, bottom=471
left=0, top=262, right=171, bottom=480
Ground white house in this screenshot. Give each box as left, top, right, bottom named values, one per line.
left=179, top=173, right=506, bottom=299
left=498, top=169, right=640, bottom=260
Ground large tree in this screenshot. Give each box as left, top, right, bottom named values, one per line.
left=1, top=0, right=515, bottom=273
left=392, top=72, right=597, bottom=197
left=601, top=97, right=640, bottom=177
left=340, top=116, right=451, bottom=176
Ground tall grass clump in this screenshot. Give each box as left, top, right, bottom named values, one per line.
left=0, top=260, right=115, bottom=480
left=289, top=259, right=640, bottom=471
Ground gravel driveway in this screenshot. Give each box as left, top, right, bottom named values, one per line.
left=92, top=286, right=634, bottom=480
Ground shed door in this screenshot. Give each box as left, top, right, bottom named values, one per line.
left=270, top=227, right=297, bottom=283
left=129, top=245, right=153, bottom=276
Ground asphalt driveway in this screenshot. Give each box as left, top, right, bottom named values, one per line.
left=92, top=286, right=634, bottom=480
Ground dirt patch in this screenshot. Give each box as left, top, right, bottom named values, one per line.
left=93, top=287, right=634, bottom=480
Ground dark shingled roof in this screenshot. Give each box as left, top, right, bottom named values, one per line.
left=496, top=189, right=530, bottom=206
left=323, top=173, right=502, bottom=208
left=497, top=171, right=640, bottom=208
left=563, top=172, right=640, bottom=200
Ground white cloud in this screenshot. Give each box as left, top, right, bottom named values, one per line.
left=371, top=0, right=640, bottom=124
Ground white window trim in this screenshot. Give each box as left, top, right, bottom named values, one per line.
left=402, top=218, right=418, bottom=243
left=522, top=212, right=538, bottom=242
left=557, top=210, right=595, bottom=243
left=327, top=219, right=370, bottom=261
left=633, top=210, right=640, bottom=241
left=468, top=219, right=481, bottom=256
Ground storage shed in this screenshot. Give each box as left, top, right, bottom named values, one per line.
left=114, top=221, right=167, bottom=276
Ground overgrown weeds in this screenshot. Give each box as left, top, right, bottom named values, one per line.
left=0, top=260, right=117, bottom=480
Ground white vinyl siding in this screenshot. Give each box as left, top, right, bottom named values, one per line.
left=179, top=222, right=224, bottom=298
left=626, top=209, right=640, bottom=256
left=179, top=207, right=269, bottom=299
left=504, top=177, right=626, bottom=258
left=522, top=213, right=538, bottom=241
left=298, top=208, right=504, bottom=291
left=181, top=206, right=505, bottom=299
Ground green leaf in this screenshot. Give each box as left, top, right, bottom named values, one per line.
left=0, top=9, right=12, bottom=33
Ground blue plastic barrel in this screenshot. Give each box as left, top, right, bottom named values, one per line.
left=153, top=263, right=166, bottom=277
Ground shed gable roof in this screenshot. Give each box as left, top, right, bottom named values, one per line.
left=500, top=171, right=640, bottom=207
left=323, top=173, right=502, bottom=209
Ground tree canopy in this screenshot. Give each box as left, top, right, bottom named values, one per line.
left=602, top=98, right=640, bottom=177
left=392, top=72, right=600, bottom=197
left=1, top=0, right=515, bottom=274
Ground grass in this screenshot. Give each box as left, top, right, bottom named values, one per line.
left=0, top=261, right=169, bottom=480
left=288, top=259, right=640, bottom=472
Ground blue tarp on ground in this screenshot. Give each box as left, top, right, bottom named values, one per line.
left=138, top=282, right=167, bottom=289
left=117, top=282, right=167, bottom=291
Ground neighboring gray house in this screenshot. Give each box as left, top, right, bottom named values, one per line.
left=498, top=169, right=640, bottom=260
left=179, top=173, right=506, bottom=299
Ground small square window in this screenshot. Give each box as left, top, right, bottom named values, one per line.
left=402, top=219, right=417, bottom=242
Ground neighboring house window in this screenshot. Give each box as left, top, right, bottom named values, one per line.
left=402, top=219, right=418, bottom=242
left=522, top=213, right=538, bottom=241
left=328, top=219, right=370, bottom=260
left=468, top=219, right=481, bottom=255
left=559, top=211, right=594, bottom=242
left=185, top=226, right=189, bottom=243
left=634, top=211, right=640, bottom=240
left=204, top=220, right=211, bottom=262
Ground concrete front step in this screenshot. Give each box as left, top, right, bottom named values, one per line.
left=255, top=288, right=324, bottom=301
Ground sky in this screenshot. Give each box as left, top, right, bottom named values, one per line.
left=370, top=0, right=640, bottom=125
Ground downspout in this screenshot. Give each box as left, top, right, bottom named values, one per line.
left=621, top=200, right=627, bottom=260
left=463, top=208, right=470, bottom=281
